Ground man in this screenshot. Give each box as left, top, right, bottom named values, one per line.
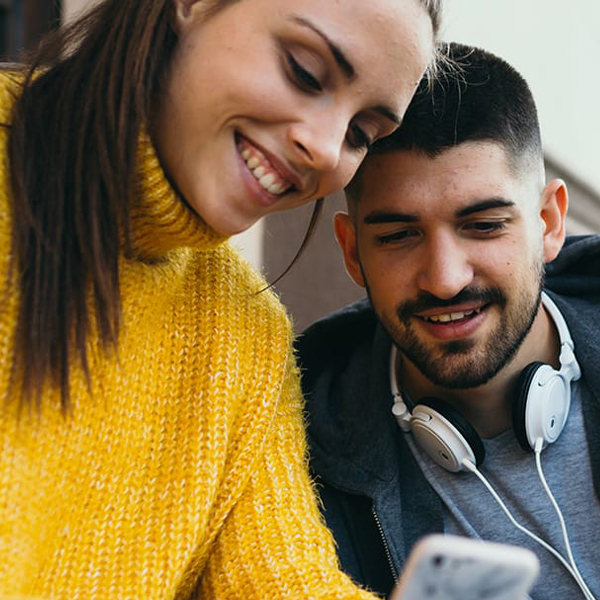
left=297, top=43, right=600, bottom=599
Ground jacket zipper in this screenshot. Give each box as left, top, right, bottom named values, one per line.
left=372, top=506, right=398, bottom=583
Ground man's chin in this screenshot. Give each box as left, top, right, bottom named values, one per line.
left=405, top=347, right=499, bottom=390
left=439, top=338, right=477, bottom=355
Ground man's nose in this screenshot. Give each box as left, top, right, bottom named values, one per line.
left=417, top=233, right=474, bottom=300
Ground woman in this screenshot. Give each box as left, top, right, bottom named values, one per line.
left=0, top=0, right=441, bottom=598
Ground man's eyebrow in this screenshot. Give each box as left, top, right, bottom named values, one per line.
left=455, top=198, right=516, bottom=218
left=363, top=211, right=419, bottom=225
left=363, top=198, right=516, bottom=224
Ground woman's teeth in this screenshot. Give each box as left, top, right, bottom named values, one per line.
left=240, top=147, right=288, bottom=196
left=424, top=308, right=481, bottom=323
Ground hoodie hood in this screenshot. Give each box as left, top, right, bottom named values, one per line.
left=545, top=235, right=600, bottom=297
left=545, top=235, right=600, bottom=407
left=297, top=298, right=399, bottom=491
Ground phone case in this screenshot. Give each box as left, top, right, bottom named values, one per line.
left=390, top=534, right=540, bottom=600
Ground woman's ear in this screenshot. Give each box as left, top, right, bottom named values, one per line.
left=172, top=0, right=205, bottom=32
left=540, top=178, right=568, bottom=263
left=333, top=212, right=366, bottom=288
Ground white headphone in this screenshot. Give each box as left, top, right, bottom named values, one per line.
left=391, top=292, right=581, bottom=472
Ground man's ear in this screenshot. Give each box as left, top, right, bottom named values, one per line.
left=333, top=212, right=366, bottom=288
left=540, top=178, right=568, bottom=263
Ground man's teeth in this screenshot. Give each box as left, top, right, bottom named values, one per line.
left=425, top=308, right=481, bottom=323
left=240, top=147, right=288, bottom=195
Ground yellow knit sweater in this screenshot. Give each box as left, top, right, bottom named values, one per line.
left=0, top=73, right=378, bottom=600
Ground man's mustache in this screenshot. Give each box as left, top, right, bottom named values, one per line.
left=396, top=286, right=506, bottom=321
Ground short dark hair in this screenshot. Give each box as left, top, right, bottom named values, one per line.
left=347, top=42, right=542, bottom=203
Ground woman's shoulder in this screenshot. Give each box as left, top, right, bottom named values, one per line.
left=193, top=242, right=293, bottom=331
left=0, top=68, right=24, bottom=122
left=0, top=69, right=23, bottom=261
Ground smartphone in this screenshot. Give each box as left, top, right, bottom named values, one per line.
left=390, top=534, right=540, bottom=600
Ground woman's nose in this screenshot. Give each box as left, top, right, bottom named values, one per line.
left=287, top=113, right=347, bottom=173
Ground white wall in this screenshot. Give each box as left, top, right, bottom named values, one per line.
left=62, top=0, right=94, bottom=21
left=230, top=221, right=264, bottom=271
left=441, top=0, right=600, bottom=196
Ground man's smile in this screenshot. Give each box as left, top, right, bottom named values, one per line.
left=414, top=305, right=489, bottom=342
left=416, top=304, right=486, bottom=325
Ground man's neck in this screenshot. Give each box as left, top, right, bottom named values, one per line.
left=399, top=303, right=561, bottom=439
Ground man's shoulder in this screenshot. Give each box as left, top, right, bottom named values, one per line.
left=295, top=298, right=379, bottom=392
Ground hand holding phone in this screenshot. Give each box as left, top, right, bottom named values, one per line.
left=390, top=534, right=539, bottom=600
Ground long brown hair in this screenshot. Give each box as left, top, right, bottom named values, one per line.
left=6, top=0, right=442, bottom=412
left=7, top=0, right=182, bottom=410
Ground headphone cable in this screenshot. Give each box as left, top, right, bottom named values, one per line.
left=533, top=438, right=594, bottom=599
left=461, top=456, right=596, bottom=600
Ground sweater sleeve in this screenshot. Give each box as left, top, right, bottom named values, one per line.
left=198, top=353, right=382, bottom=599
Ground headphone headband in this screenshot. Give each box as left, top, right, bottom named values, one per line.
left=541, top=292, right=580, bottom=381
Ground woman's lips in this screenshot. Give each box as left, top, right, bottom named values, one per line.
left=236, top=135, right=298, bottom=198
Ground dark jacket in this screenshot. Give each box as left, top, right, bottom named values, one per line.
left=296, top=235, right=600, bottom=598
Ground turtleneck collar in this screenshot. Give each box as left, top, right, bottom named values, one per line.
left=128, top=131, right=227, bottom=260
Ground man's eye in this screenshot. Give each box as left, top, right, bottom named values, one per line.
left=464, top=221, right=507, bottom=234
left=376, top=230, right=416, bottom=245
left=286, top=52, right=322, bottom=93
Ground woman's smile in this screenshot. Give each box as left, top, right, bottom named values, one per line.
left=236, top=134, right=298, bottom=201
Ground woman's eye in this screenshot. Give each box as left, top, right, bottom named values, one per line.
left=346, top=123, right=373, bottom=151
left=286, top=52, right=322, bottom=93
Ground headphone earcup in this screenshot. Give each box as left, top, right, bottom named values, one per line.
left=411, top=397, right=485, bottom=472
left=513, top=362, right=545, bottom=452
left=513, top=361, right=571, bottom=453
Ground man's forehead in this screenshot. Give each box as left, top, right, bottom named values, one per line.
left=364, top=141, right=511, bottom=176
left=356, top=142, right=527, bottom=211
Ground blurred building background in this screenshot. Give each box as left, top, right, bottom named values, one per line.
left=5, top=0, right=600, bottom=331
left=0, top=0, right=59, bottom=61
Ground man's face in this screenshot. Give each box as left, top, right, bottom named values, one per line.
left=336, top=142, right=560, bottom=389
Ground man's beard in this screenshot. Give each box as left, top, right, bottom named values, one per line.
left=372, top=263, right=544, bottom=390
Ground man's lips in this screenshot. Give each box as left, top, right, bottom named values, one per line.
left=415, top=302, right=488, bottom=325
left=413, top=303, right=491, bottom=341
left=398, top=288, right=505, bottom=342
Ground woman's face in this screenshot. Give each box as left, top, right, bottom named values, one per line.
left=155, top=0, right=434, bottom=236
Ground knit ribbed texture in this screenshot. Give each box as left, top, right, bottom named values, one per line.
left=0, top=72, right=380, bottom=600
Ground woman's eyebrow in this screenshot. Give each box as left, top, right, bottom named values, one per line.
left=373, top=105, right=401, bottom=126
left=288, top=15, right=355, bottom=80
left=287, top=15, right=402, bottom=126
